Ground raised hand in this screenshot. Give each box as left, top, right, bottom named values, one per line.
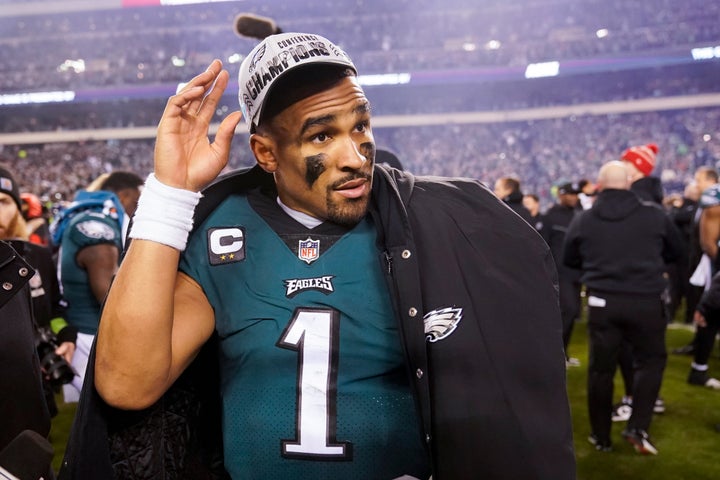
left=154, top=59, right=243, bottom=192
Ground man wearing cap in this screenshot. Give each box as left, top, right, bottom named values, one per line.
left=564, top=161, right=682, bottom=455
left=61, top=33, right=575, bottom=479
left=621, top=143, right=663, bottom=205
left=540, top=181, right=582, bottom=366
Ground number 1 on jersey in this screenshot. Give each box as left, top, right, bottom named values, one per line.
left=277, top=307, right=353, bottom=460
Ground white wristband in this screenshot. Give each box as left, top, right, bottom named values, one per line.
left=129, top=173, right=202, bottom=251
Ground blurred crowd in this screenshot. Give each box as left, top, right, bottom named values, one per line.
left=2, top=0, right=719, bottom=92
left=4, top=106, right=719, bottom=210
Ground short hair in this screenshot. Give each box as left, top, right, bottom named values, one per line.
left=696, top=166, right=719, bottom=183
left=98, top=171, right=144, bottom=193
left=524, top=193, right=539, bottom=203
left=255, top=65, right=356, bottom=134
left=500, top=176, right=521, bottom=193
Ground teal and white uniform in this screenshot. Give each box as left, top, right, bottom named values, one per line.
left=59, top=210, right=122, bottom=335
left=179, top=189, right=430, bottom=479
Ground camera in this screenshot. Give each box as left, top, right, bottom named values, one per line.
left=35, top=326, right=76, bottom=389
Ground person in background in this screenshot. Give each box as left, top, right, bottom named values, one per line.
left=563, top=160, right=682, bottom=455
left=523, top=193, right=543, bottom=231
left=21, top=192, right=53, bottom=248
left=578, top=179, right=597, bottom=210
left=541, top=181, right=582, bottom=367
left=51, top=171, right=143, bottom=403
left=622, top=143, right=663, bottom=204
left=1, top=166, right=75, bottom=418
left=612, top=142, right=670, bottom=421
left=686, top=176, right=720, bottom=390
left=665, top=183, right=701, bottom=323
left=0, top=240, right=51, bottom=455
left=674, top=166, right=719, bottom=354
left=494, top=175, right=533, bottom=224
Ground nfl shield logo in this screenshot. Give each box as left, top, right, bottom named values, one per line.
left=298, top=237, right=320, bottom=264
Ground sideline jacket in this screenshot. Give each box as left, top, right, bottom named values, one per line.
left=563, top=189, right=682, bottom=294
left=540, top=203, right=582, bottom=281
left=0, top=241, right=51, bottom=451
left=59, top=166, right=576, bottom=480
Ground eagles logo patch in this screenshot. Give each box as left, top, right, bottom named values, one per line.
left=423, top=307, right=463, bottom=343
left=76, top=220, right=116, bottom=241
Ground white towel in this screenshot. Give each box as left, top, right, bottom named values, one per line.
left=690, top=254, right=713, bottom=291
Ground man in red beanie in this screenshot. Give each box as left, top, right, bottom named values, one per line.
left=613, top=143, right=671, bottom=424
left=621, top=143, right=663, bottom=204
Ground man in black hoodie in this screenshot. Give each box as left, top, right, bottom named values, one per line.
left=563, top=161, right=683, bottom=455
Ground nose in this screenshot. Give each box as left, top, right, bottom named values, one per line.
left=336, top=137, right=367, bottom=170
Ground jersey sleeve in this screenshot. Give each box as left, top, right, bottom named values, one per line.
left=67, top=213, right=121, bottom=249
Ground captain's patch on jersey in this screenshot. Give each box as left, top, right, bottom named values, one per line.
left=76, top=220, right=116, bottom=240
left=284, top=275, right=335, bottom=298
left=424, top=307, right=463, bottom=343
left=207, top=227, right=246, bottom=265
left=298, top=237, right=320, bottom=264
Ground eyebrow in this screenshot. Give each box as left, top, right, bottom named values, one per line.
left=299, top=101, right=371, bottom=137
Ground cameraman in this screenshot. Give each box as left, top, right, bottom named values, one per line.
left=0, top=166, right=75, bottom=416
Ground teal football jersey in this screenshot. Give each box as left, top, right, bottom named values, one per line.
left=59, top=211, right=122, bottom=335
left=179, top=194, right=430, bottom=480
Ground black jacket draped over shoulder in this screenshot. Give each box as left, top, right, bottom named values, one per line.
left=59, top=166, right=576, bottom=480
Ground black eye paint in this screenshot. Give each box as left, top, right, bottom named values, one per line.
left=360, top=142, right=376, bottom=165
left=305, top=154, right=326, bottom=188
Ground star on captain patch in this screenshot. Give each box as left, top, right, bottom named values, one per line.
left=423, top=307, right=463, bottom=343
left=298, top=237, right=320, bottom=264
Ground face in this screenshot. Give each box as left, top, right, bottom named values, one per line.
left=695, top=171, right=716, bottom=194
left=254, top=76, right=375, bottom=227
left=493, top=179, right=508, bottom=198
left=117, top=187, right=142, bottom=218
left=522, top=195, right=539, bottom=215
left=559, top=193, right=579, bottom=208
left=0, top=192, right=19, bottom=239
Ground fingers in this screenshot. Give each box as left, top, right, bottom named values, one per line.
left=196, top=69, right=230, bottom=124
left=213, top=111, right=243, bottom=155
left=163, top=60, right=225, bottom=120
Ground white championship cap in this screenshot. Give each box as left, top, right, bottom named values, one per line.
left=238, top=32, right=357, bottom=129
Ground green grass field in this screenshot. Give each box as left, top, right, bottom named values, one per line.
left=48, top=311, right=720, bottom=478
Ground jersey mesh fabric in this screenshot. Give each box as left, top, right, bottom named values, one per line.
left=179, top=194, right=430, bottom=479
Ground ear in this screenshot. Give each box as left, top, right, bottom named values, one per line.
left=250, top=134, right=278, bottom=173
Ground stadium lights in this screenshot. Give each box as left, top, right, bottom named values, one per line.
left=596, top=29, right=609, bottom=39
left=462, top=42, right=477, bottom=52
left=485, top=40, right=502, bottom=50
left=0, top=91, right=75, bottom=106
left=691, top=45, right=720, bottom=60
left=171, top=56, right=186, bottom=67
left=357, top=73, right=411, bottom=86
left=57, top=59, right=85, bottom=74
left=227, top=53, right=243, bottom=64
left=524, top=61, right=560, bottom=79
